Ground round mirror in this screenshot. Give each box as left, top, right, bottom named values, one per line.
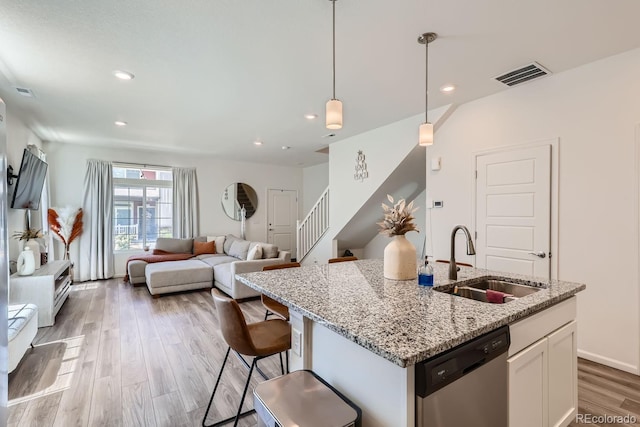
left=221, top=183, right=258, bottom=221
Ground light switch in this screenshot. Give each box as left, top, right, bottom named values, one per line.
left=292, top=328, right=302, bottom=357
left=431, top=157, right=442, bottom=171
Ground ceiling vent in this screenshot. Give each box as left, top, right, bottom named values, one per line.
left=495, top=62, right=551, bottom=87
left=15, top=87, right=35, bottom=97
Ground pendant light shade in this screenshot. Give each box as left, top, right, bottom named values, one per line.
left=326, top=99, right=343, bottom=129
left=326, top=0, right=343, bottom=130
left=418, top=32, right=437, bottom=146
left=419, top=122, right=433, bottom=146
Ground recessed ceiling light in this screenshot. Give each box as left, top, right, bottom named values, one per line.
left=253, top=140, right=263, bottom=146
left=440, top=84, right=456, bottom=93
left=113, top=70, right=135, bottom=80
left=114, top=121, right=128, bottom=126
left=282, top=146, right=291, bottom=150
left=304, top=114, right=318, bottom=120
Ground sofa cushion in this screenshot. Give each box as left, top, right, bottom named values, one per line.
left=223, top=234, right=239, bottom=254
left=228, top=240, right=250, bottom=260
left=247, top=244, right=263, bottom=260
left=145, top=260, right=213, bottom=289
left=194, top=240, right=216, bottom=256
left=155, top=238, right=193, bottom=254
left=198, top=254, right=238, bottom=267
left=261, top=243, right=279, bottom=259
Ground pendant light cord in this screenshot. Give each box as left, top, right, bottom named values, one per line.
left=332, top=0, right=336, bottom=100
left=425, top=38, right=428, bottom=123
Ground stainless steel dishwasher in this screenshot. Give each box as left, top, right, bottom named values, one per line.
left=415, top=325, right=510, bottom=427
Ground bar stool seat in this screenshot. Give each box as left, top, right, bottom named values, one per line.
left=247, top=320, right=291, bottom=356
left=328, top=256, right=358, bottom=263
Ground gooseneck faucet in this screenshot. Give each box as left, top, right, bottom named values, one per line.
left=449, top=225, right=476, bottom=280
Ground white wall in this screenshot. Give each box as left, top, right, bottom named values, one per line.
left=364, top=190, right=426, bottom=259
left=5, top=111, right=44, bottom=263
left=426, top=48, right=640, bottom=374
left=304, top=106, right=449, bottom=264
left=302, top=162, right=329, bottom=216
left=44, top=142, right=303, bottom=276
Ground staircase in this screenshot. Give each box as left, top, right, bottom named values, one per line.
left=296, top=186, right=329, bottom=262
left=236, top=183, right=256, bottom=218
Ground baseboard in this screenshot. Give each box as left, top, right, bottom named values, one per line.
left=578, top=349, right=640, bottom=375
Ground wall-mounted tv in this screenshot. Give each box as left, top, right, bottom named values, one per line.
left=11, top=149, right=48, bottom=210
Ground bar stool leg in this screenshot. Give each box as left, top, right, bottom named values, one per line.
left=202, top=347, right=257, bottom=427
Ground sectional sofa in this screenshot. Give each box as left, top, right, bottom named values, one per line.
left=127, top=235, right=290, bottom=299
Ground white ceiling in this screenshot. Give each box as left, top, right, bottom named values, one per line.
left=1, top=0, right=639, bottom=166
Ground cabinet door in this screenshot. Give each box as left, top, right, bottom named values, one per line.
left=508, top=338, right=548, bottom=427
left=548, top=321, right=577, bottom=427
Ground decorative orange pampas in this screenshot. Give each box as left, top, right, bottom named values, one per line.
left=48, top=207, right=83, bottom=257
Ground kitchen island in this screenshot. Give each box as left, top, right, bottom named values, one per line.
left=237, top=260, right=585, bottom=426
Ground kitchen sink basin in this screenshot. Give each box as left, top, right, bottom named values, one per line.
left=435, top=277, right=542, bottom=303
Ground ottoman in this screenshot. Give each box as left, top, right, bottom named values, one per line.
left=145, top=259, right=213, bottom=296
left=8, top=304, right=38, bottom=373
left=128, top=260, right=148, bottom=285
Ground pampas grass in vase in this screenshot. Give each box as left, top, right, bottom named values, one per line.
left=377, top=195, right=419, bottom=280
left=48, top=207, right=83, bottom=261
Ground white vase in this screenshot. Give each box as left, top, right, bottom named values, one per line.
left=17, top=247, right=36, bottom=276
left=23, top=239, right=41, bottom=269
left=383, top=234, right=417, bottom=280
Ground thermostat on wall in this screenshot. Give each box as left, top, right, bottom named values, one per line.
left=434, top=201, right=444, bottom=208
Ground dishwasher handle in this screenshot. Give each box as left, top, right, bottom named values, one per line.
left=415, top=326, right=510, bottom=398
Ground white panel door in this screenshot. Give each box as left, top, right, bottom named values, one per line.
left=267, top=189, right=298, bottom=257
left=476, top=145, right=551, bottom=278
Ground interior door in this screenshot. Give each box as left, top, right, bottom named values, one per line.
left=476, top=145, right=551, bottom=278
left=267, top=189, right=298, bottom=258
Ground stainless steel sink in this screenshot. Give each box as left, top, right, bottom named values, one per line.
left=435, top=277, right=542, bottom=303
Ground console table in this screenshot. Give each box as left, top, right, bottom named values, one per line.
left=10, top=260, right=71, bottom=327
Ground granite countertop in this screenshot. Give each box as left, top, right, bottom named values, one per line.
left=237, top=259, right=585, bottom=368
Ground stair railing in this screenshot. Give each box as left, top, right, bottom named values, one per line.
left=296, top=186, right=329, bottom=262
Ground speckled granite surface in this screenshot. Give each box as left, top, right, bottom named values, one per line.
left=237, top=260, right=585, bottom=368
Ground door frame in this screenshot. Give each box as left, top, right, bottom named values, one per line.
left=266, top=187, right=299, bottom=253
left=471, top=138, right=559, bottom=280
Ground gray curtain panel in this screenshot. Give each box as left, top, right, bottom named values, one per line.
left=172, top=167, right=199, bottom=238
left=79, top=159, right=114, bottom=281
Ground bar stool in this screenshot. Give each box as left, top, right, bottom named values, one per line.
left=435, top=259, right=473, bottom=267
left=328, top=256, right=358, bottom=263
left=203, top=289, right=291, bottom=427
left=261, top=262, right=300, bottom=321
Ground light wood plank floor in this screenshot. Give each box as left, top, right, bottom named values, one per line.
left=8, top=279, right=283, bottom=427
left=8, top=279, right=640, bottom=426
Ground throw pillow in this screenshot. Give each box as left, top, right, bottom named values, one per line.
left=206, top=235, right=226, bottom=254
left=155, top=238, right=193, bottom=254
left=194, top=240, right=216, bottom=256
left=261, top=243, right=279, bottom=259
left=228, top=239, right=251, bottom=260
left=224, top=234, right=239, bottom=254
left=247, top=244, right=263, bottom=260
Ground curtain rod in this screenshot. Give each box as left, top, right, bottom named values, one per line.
left=113, top=161, right=173, bottom=170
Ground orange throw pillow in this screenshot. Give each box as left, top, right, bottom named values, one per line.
left=194, top=240, right=216, bottom=256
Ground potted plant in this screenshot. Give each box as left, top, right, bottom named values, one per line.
left=377, top=195, right=419, bottom=280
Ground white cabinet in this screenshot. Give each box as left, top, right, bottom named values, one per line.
left=508, top=319, right=577, bottom=427
left=10, top=260, right=71, bottom=327
left=508, top=337, right=549, bottom=427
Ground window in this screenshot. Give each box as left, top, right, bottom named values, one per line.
left=113, top=165, right=173, bottom=251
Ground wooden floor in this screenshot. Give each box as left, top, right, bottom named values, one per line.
left=7, top=279, right=640, bottom=426
left=8, top=279, right=282, bottom=427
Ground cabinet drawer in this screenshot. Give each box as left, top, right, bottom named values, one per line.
left=509, top=297, right=576, bottom=356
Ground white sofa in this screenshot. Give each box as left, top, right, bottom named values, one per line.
left=8, top=304, right=38, bottom=373
left=128, top=235, right=290, bottom=299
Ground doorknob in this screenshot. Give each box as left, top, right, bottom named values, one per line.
left=528, top=251, right=546, bottom=259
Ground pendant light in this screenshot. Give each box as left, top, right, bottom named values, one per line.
left=418, top=32, right=437, bottom=146
left=326, top=0, right=342, bottom=130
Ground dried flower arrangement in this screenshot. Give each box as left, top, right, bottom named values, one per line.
left=48, top=207, right=83, bottom=257
left=377, top=195, right=419, bottom=236
left=12, top=228, right=43, bottom=241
